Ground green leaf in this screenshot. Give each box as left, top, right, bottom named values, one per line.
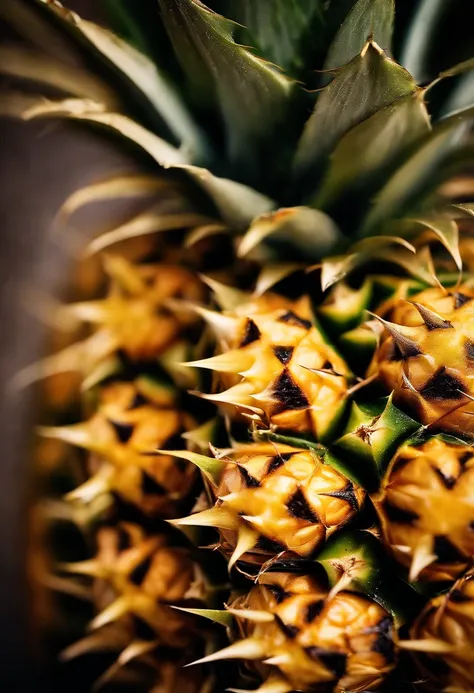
left=238, top=206, right=341, bottom=260
left=315, top=91, right=431, bottom=208
left=157, top=0, right=294, bottom=168
left=17, top=96, right=275, bottom=228
left=324, top=0, right=395, bottom=70
left=294, top=41, right=417, bottom=184
left=320, top=236, right=416, bottom=290
left=361, top=110, right=474, bottom=235
left=32, top=0, right=205, bottom=158
left=442, top=71, right=474, bottom=117
left=210, top=0, right=325, bottom=75
left=98, top=0, right=165, bottom=59
left=400, top=0, right=447, bottom=83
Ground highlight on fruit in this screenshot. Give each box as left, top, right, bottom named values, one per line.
left=1, top=0, right=474, bottom=691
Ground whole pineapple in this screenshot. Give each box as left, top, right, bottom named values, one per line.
left=3, top=0, right=474, bottom=692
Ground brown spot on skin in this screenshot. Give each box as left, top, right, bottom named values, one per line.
left=132, top=616, right=157, bottom=641
left=141, top=471, right=167, bottom=496
left=420, top=367, right=466, bottom=401
left=264, top=583, right=291, bottom=603
left=321, top=482, right=359, bottom=512
left=129, top=392, right=148, bottom=409
left=274, top=615, right=300, bottom=639
left=278, top=311, right=312, bottom=330
left=240, top=318, right=261, bottom=347
left=449, top=589, right=472, bottom=603
left=272, top=346, right=294, bottom=364
left=454, top=292, right=472, bottom=309
left=304, top=648, right=347, bottom=677
left=465, top=339, right=474, bottom=361
left=372, top=616, right=395, bottom=663
left=267, top=452, right=295, bottom=475
left=433, top=535, right=466, bottom=563
left=305, top=600, right=324, bottom=623
left=109, top=419, right=135, bottom=443
left=286, top=487, right=320, bottom=523
left=383, top=500, right=420, bottom=525
left=117, top=527, right=132, bottom=551
left=433, top=467, right=457, bottom=489
left=272, top=370, right=310, bottom=410
left=238, top=465, right=260, bottom=488
left=256, top=536, right=287, bottom=555
left=129, top=555, right=152, bottom=586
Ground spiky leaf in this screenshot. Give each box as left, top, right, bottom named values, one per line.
left=324, top=0, right=395, bottom=71
left=315, top=91, right=431, bottom=208
left=361, top=110, right=474, bottom=234
left=294, top=41, right=417, bottom=185
left=157, top=0, right=294, bottom=169
left=211, top=0, right=325, bottom=75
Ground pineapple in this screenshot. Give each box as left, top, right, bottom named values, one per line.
left=2, top=0, right=474, bottom=692
left=187, top=291, right=350, bottom=441
left=40, top=377, right=197, bottom=517
left=193, top=571, right=397, bottom=693
left=375, top=437, right=474, bottom=583
left=172, top=443, right=365, bottom=569
left=409, top=568, right=474, bottom=692
left=368, top=285, right=474, bottom=437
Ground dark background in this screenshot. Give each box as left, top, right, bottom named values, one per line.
left=0, top=2, right=133, bottom=688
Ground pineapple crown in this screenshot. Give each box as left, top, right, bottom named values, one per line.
left=1, top=0, right=474, bottom=284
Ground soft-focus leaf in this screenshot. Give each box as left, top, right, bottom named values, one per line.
left=294, top=41, right=417, bottom=183
left=238, top=207, right=341, bottom=260
left=400, top=0, right=446, bottom=83
left=315, top=91, right=431, bottom=207
left=86, top=209, right=213, bottom=255
left=157, top=0, right=294, bottom=167
left=438, top=58, right=474, bottom=81
left=442, top=71, right=474, bottom=117
left=0, top=45, right=116, bottom=106
left=324, top=0, right=394, bottom=70
left=320, top=236, right=416, bottom=290
left=408, top=216, right=461, bottom=270
left=361, top=110, right=474, bottom=235
left=34, top=0, right=204, bottom=157
left=18, top=96, right=275, bottom=228
left=56, top=175, right=172, bottom=225
left=211, top=0, right=325, bottom=75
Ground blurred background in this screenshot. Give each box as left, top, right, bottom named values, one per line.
left=0, top=2, right=135, bottom=689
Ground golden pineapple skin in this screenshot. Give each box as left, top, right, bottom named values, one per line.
left=89, top=522, right=201, bottom=647
left=411, top=569, right=474, bottom=692
left=72, top=258, right=206, bottom=364
left=231, top=572, right=396, bottom=692
left=49, top=378, right=197, bottom=517
left=369, top=285, right=474, bottom=437
left=199, top=294, right=350, bottom=440
left=214, top=444, right=364, bottom=563
left=376, top=438, right=474, bottom=582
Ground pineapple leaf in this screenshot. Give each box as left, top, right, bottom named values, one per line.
left=157, top=0, right=295, bottom=169
left=209, top=0, right=325, bottom=76
left=0, top=45, right=116, bottom=106
left=32, top=0, right=205, bottom=159
left=15, top=96, right=274, bottom=228
left=315, top=91, right=431, bottom=208
left=442, top=71, right=474, bottom=117
left=361, top=109, right=474, bottom=235
left=238, top=207, right=342, bottom=260
left=324, top=0, right=395, bottom=71
left=400, top=0, right=446, bottom=83
left=294, top=41, right=417, bottom=187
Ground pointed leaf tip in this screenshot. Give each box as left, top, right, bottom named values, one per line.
left=156, top=449, right=226, bottom=485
